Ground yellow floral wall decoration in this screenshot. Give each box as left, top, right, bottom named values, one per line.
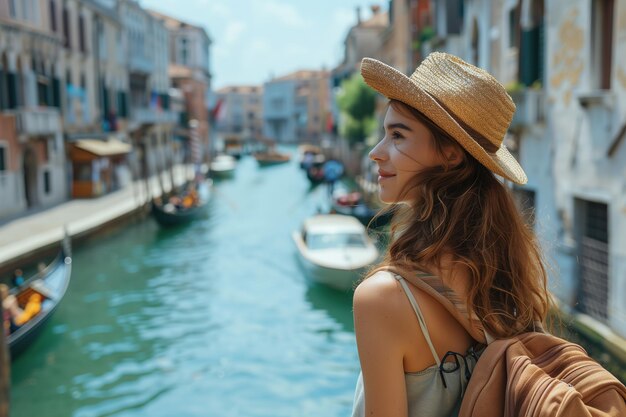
left=550, top=8, right=584, bottom=106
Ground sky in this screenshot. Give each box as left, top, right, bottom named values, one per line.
left=141, top=0, right=381, bottom=90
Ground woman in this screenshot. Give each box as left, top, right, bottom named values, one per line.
left=351, top=53, right=551, bottom=417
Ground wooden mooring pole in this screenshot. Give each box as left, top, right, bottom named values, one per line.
left=0, top=303, right=10, bottom=417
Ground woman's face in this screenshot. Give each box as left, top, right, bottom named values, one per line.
left=369, top=105, right=441, bottom=203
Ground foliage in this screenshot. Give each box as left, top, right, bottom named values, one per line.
left=419, top=26, right=435, bottom=42
left=337, top=73, right=377, bottom=144
left=506, top=80, right=543, bottom=94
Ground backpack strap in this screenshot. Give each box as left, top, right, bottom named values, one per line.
left=380, top=265, right=488, bottom=344
left=392, top=273, right=441, bottom=366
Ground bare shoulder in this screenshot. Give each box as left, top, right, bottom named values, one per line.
left=353, top=271, right=407, bottom=322
left=354, top=271, right=402, bottom=305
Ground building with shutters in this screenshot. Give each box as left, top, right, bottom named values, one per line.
left=416, top=0, right=626, bottom=340
left=0, top=0, right=67, bottom=217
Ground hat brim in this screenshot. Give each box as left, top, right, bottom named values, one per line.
left=360, top=58, right=527, bottom=185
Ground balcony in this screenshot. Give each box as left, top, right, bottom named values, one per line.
left=130, top=107, right=178, bottom=126
left=510, top=89, right=545, bottom=130
left=128, top=54, right=154, bottom=74
left=12, top=107, right=61, bottom=138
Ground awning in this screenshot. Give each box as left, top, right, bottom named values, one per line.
left=74, top=138, right=132, bottom=156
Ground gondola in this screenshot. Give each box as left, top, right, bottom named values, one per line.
left=253, top=150, right=291, bottom=166
left=151, top=180, right=210, bottom=227
left=151, top=200, right=206, bottom=227
left=8, top=236, right=72, bottom=358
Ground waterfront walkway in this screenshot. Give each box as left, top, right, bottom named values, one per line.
left=0, top=165, right=194, bottom=268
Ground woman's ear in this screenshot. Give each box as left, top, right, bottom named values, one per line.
left=443, top=145, right=463, bottom=168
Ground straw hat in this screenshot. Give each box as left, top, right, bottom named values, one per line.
left=360, top=52, right=527, bottom=184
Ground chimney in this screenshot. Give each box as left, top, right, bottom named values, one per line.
left=371, top=5, right=381, bottom=15
left=356, top=6, right=361, bottom=25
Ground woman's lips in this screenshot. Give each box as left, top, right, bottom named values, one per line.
left=378, top=170, right=396, bottom=181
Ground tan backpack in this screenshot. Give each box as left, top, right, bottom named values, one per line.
left=458, top=331, right=626, bottom=417
left=382, top=267, right=626, bottom=417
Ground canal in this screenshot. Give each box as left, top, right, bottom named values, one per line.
left=11, top=151, right=359, bottom=417
left=9, top=147, right=626, bottom=416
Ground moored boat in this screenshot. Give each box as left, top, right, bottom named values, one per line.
left=298, top=144, right=324, bottom=170
left=331, top=191, right=392, bottom=228
left=8, top=237, right=72, bottom=358
left=292, top=214, right=379, bottom=291
left=209, top=154, right=237, bottom=179
left=254, top=150, right=291, bottom=166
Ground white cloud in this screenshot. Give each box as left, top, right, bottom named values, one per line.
left=258, top=1, right=308, bottom=28
left=224, top=21, right=246, bottom=45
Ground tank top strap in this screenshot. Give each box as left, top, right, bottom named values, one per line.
left=392, top=273, right=441, bottom=366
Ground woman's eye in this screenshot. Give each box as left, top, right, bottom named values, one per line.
left=391, top=131, right=404, bottom=140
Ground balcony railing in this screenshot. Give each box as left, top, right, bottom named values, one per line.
left=130, top=107, right=178, bottom=125
left=11, top=107, right=62, bottom=138
left=510, top=89, right=545, bottom=129
left=128, top=54, right=154, bottom=74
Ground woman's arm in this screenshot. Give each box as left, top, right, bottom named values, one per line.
left=353, top=272, right=410, bottom=417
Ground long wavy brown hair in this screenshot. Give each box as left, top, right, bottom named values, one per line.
left=372, top=100, right=551, bottom=339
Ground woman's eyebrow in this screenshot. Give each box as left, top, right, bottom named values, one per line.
left=385, top=122, right=413, bottom=132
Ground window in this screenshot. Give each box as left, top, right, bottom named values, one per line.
left=49, top=0, right=57, bottom=32
left=591, top=0, right=614, bottom=89
left=306, top=233, right=367, bottom=250
left=97, top=20, right=106, bottom=59
left=519, top=0, right=544, bottom=87
left=73, top=163, right=92, bottom=181
left=79, top=15, right=86, bottom=53
left=63, top=7, right=71, bottom=49
left=0, top=145, right=7, bottom=172
left=508, top=7, right=520, bottom=48
left=271, top=97, right=284, bottom=110
left=445, top=0, right=464, bottom=35
left=9, top=0, right=16, bottom=18
left=43, top=170, right=51, bottom=194
left=181, top=38, right=189, bottom=65
left=577, top=200, right=609, bottom=321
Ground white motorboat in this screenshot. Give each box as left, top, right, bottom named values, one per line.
left=293, top=214, right=379, bottom=291
left=210, top=154, right=237, bottom=178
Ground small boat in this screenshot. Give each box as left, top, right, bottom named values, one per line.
left=331, top=191, right=393, bottom=228
left=8, top=237, right=72, bottom=358
left=151, top=182, right=208, bottom=227
left=292, top=214, right=379, bottom=291
left=298, top=144, right=324, bottom=170
left=254, top=150, right=291, bottom=166
left=209, top=154, right=237, bottom=179
left=223, top=135, right=244, bottom=159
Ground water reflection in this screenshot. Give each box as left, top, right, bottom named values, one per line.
left=11, top=150, right=361, bottom=417
left=305, top=283, right=354, bottom=333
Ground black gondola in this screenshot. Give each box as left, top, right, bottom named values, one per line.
left=151, top=201, right=206, bottom=227
left=8, top=236, right=72, bottom=359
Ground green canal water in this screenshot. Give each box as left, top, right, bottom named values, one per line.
left=11, top=152, right=358, bottom=417
left=9, top=148, right=626, bottom=416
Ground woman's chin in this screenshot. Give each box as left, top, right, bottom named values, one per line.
left=378, top=191, right=398, bottom=204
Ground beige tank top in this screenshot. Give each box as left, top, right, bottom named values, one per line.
left=351, top=273, right=479, bottom=417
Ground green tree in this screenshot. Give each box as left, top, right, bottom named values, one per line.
left=337, top=73, right=377, bottom=144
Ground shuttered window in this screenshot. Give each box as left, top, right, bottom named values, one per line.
left=578, top=200, right=609, bottom=321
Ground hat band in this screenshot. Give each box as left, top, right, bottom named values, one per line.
left=427, top=94, right=501, bottom=154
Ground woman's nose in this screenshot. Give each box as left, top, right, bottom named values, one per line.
left=369, top=140, right=385, bottom=161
